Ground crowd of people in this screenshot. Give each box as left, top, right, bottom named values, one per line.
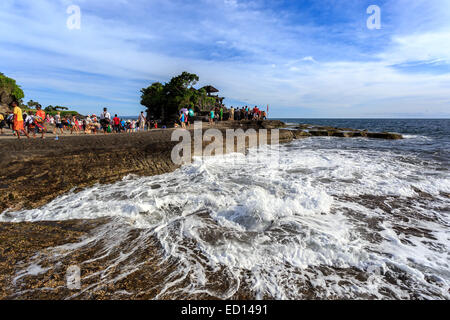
left=181, top=105, right=267, bottom=127
left=176, top=107, right=195, bottom=129
left=0, top=103, right=157, bottom=139
left=229, top=106, right=267, bottom=122
left=0, top=102, right=269, bottom=140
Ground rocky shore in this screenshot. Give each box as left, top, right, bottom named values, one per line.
left=0, top=121, right=292, bottom=213
left=0, top=121, right=402, bottom=213
left=0, top=120, right=403, bottom=299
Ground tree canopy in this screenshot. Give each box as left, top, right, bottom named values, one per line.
left=0, top=73, right=80, bottom=116
left=27, top=100, right=40, bottom=108
left=140, top=72, right=218, bottom=122
left=0, top=72, right=25, bottom=106
left=44, top=105, right=69, bottom=113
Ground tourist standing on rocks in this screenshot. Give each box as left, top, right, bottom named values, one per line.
left=6, top=113, right=13, bottom=129
left=35, top=105, right=46, bottom=139
left=0, top=112, right=5, bottom=135
left=83, top=116, right=91, bottom=134
left=70, top=115, right=80, bottom=134
left=92, top=115, right=100, bottom=134
left=46, top=114, right=53, bottom=125
left=262, top=110, right=267, bottom=120
left=146, top=113, right=152, bottom=132
left=230, top=107, right=234, bottom=121
left=139, top=112, right=146, bottom=131
left=12, top=101, right=29, bottom=139
left=180, top=111, right=186, bottom=129
left=113, top=114, right=121, bottom=133
left=24, top=111, right=34, bottom=135
left=184, top=110, right=189, bottom=128
left=100, top=108, right=111, bottom=133
left=62, top=117, right=69, bottom=131
left=189, top=107, right=194, bottom=126
left=209, top=109, right=214, bottom=125
left=214, top=107, right=219, bottom=125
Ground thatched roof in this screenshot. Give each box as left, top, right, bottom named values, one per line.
left=202, top=85, right=219, bottom=93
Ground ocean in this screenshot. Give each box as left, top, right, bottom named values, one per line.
left=1, top=119, right=449, bottom=299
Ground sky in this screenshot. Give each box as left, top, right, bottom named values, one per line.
left=0, top=0, right=449, bottom=118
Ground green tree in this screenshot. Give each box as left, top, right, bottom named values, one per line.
left=44, top=105, right=73, bottom=115
left=0, top=73, right=25, bottom=107
left=163, top=72, right=199, bottom=120
left=141, top=72, right=218, bottom=122
left=45, top=105, right=55, bottom=113
left=27, top=100, right=40, bottom=108
left=140, top=82, right=165, bottom=120
left=196, top=88, right=217, bottom=111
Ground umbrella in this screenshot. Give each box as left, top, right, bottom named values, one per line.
left=180, top=108, right=188, bottom=115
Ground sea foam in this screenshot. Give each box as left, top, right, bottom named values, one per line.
left=2, top=137, right=449, bottom=299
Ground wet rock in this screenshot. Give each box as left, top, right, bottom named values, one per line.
left=308, top=130, right=330, bottom=137
left=293, top=130, right=312, bottom=139
left=298, top=126, right=402, bottom=140
left=260, top=120, right=287, bottom=129
left=366, top=132, right=403, bottom=140
left=278, top=129, right=294, bottom=143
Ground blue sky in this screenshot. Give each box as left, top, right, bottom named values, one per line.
left=1, top=0, right=449, bottom=118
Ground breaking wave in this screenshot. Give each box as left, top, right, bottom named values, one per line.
left=2, top=136, right=449, bottom=299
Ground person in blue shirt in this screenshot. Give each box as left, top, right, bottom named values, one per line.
left=180, top=112, right=186, bottom=129
left=209, top=110, right=214, bottom=125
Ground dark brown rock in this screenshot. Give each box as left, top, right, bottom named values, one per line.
left=366, top=132, right=403, bottom=140
left=260, top=120, right=287, bottom=129
left=293, top=130, right=312, bottom=139
left=308, top=130, right=330, bottom=137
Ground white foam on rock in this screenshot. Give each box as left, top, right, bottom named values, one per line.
left=1, top=138, right=449, bottom=299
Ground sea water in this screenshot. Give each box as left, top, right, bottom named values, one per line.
left=1, top=119, right=449, bottom=299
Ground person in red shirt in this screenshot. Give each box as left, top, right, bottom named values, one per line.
left=35, top=105, right=46, bottom=139
left=113, top=114, right=121, bottom=133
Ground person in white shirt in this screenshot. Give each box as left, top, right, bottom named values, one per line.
left=53, top=112, right=63, bottom=135
left=100, top=108, right=111, bottom=133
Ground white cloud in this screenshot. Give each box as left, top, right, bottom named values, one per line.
left=0, top=0, right=449, bottom=117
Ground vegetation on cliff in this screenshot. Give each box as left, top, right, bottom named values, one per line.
left=0, top=73, right=81, bottom=116
left=0, top=73, right=25, bottom=107
left=21, top=101, right=80, bottom=117
left=140, top=72, right=217, bottom=123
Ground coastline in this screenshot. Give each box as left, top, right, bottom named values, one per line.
left=0, top=120, right=407, bottom=299
left=0, top=121, right=294, bottom=213
left=0, top=120, right=402, bottom=213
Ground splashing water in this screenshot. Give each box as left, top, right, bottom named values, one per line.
left=2, top=135, right=449, bottom=299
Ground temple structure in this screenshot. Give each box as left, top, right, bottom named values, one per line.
left=201, top=85, right=225, bottom=106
